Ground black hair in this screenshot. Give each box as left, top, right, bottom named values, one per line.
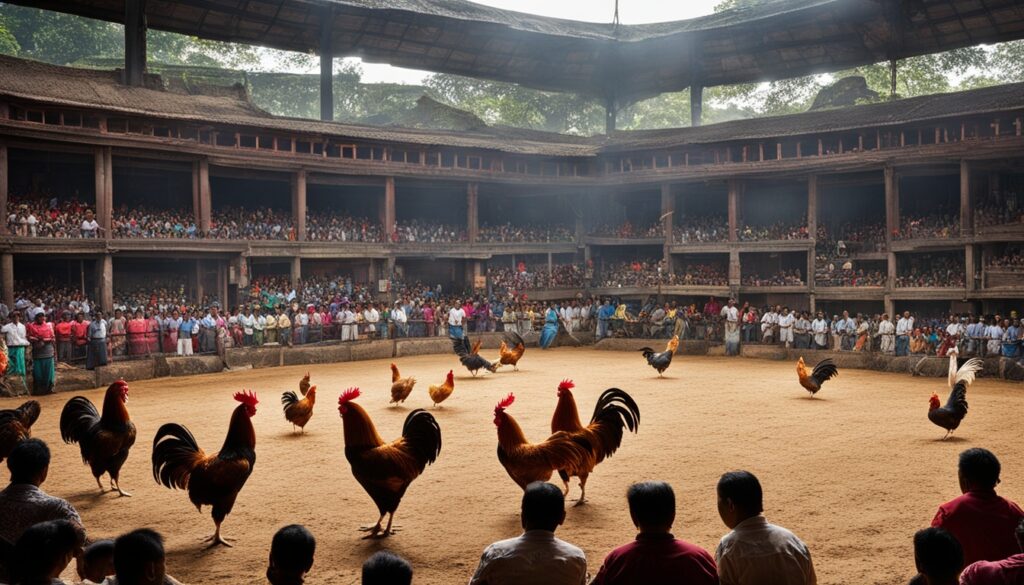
left=270, top=525, right=316, bottom=575
left=717, top=471, right=763, bottom=517
left=521, top=481, right=565, bottom=531
left=914, top=527, right=963, bottom=580
left=958, top=448, right=1001, bottom=489
left=114, top=529, right=164, bottom=584
left=83, top=539, right=115, bottom=565
left=13, top=519, right=82, bottom=582
left=361, top=550, right=412, bottom=585
left=1017, top=518, right=1024, bottom=547
left=7, top=438, right=50, bottom=484
left=627, top=481, right=676, bottom=529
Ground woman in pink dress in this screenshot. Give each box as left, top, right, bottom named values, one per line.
left=126, top=310, right=148, bottom=355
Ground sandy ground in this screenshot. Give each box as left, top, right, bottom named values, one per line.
left=3, top=348, right=1023, bottom=585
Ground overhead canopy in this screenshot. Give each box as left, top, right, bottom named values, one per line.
left=11, top=0, right=1024, bottom=103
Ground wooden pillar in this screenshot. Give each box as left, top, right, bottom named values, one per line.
left=1, top=253, right=13, bottom=309
left=198, top=159, right=211, bottom=233
left=467, top=182, right=479, bottom=243
left=884, top=294, right=894, bottom=319
left=604, top=96, right=616, bottom=134
left=99, top=254, right=113, bottom=313
left=290, top=257, right=302, bottom=286
left=292, top=169, right=307, bottom=241
left=965, top=244, right=976, bottom=292
left=727, top=179, right=740, bottom=242
left=807, top=175, right=818, bottom=239
left=384, top=177, right=396, bottom=239
left=218, top=262, right=229, bottom=307
left=691, top=84, right=703, bottom=127
left=191, top=160, right=201, bottom=226
left=547, top=252, right=553, bottom=279
left=960, top=160, right=973, bottom=235
left=368, top=259, right=378, bottom=287
left=884, top=166, right=899, bottom=244
left=729, top=250, right=741, bottom=286
left=319, top=8, right=334, bottom=122
left=124, top=0, right=147, bottom=86
left=0, top=144, right=7, bottom=235
left=661, top=182, right=674, bottom=270
left=807, top=250, right=815, bottom=293
left=887, top=252, right=897, bottom=289
left=93, top=147, right=112, bottom=235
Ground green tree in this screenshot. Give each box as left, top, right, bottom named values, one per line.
left=0, top=14, right=19, bottom=56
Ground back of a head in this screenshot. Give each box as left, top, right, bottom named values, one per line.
left=7, top=438, right=50, bottom=484
left=521, top=481, right=565, bottom=532
left=1017, top=518, right=1024, bottom=551
left=718, top=471, right=764, bottom=517
left=270, top=525, right=316, bottom=576
left=361, top=551, right=412, bottom=585
left=81, top=539, right=115, bottom=583
left=13, top=519, right=82, bottom=583
left=627, top=481, right=676, bottom=530
left=958, top=448, right=1000, bottom=489
left=114, top=529, right=165, bottom=585
left=914, top=527, right=963, bottom=581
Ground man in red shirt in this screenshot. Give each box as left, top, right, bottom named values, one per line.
left=932, top=448, right=1024, bottom=566
left=960, top=519, right=1024, bottom=585
left=591, top=481, right=718, bottom=585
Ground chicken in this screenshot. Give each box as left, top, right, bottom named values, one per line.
left=390, top=363, right=417, bottom=404
left=152, top=391, right=258, bottom=547
left=498, top=331, right=526, bottom=371
left=298, top=372, right=311, bottom=397
left=0, top=400, right=41, bottom=463
left=470, top=338, right=483, bottom=355
left=796, top=357, right=839, bottom=397
left=428, top=370, right=455, bottom=407
left=929, top=356, right=983, bottom=439
left=282, top=385, right=317, bottom=433
left=550, top=380, right=640, bottom=504
left=337, top=388, right=441, bottom=538
left=493, top=393, right=594, bottom=492
left=59, top=380, right=137, bottom=496
left=452, top=336, right=498, bottom=376
left=639, top=335, right=679, bottom=377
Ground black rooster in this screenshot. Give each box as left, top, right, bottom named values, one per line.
left=452, top=336, right=498, bottom=376
left=639, top=335, right=679, bottom=377
left=928, top=356, right=982, bottom=439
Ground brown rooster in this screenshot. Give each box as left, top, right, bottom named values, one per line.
left=59, top=380, right=137, bottom=496
left=390, top=363, right=417, bottom=405
left=929, top=355, right=983, bottom=439
left=282, top=385, right=317, bottom=433
left=152, top=391, right=258, bottom=547
left=640, top=335, right=679, bottom=377
left=498, top=331, right=526, bottom=371
left=0, top=400, right=41, bottom=463
left=428, top=370, right=454, bottom=407
left=796, top=357, right=838, bottom=397
left=493, top=393, right=594, bottom=492
left=298, top=372, right=311, bottom=397
left=550, top=380, right=640, bottom=504
left=337, top=388, right=442, bottom=538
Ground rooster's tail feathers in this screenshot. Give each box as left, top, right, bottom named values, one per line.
left=955, top=358, right=983, bottom=387
left=639, top=347, right=655, bottom=361
left=402, top=409, right=442, bottom=467
left=811, top=359, right=839, bottom=385
left=452, top=336, right=470, bottom=358
left=504, top=331, right=525, bottom=348
left=591, top=388, right=641, bottom=431
left=151, top=423, right=205, bottom=490
left=59, top=397, right=100, bottom=445
left=16, top=400, right=41, bottom=428
left=281, top=391, right=299, bottom=409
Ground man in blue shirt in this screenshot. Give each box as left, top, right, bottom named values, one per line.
left=598, top=300, right=615, bottom=340
left=177, top=310, right=197, bottom=356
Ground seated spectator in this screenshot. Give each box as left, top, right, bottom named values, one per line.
left=79, top=540, right=115, bottom=585
left=105, top=528, right=182, bottom=585
left=894, top=213, right=961, bottom=240
left=10, top=519, right=84, bottom=585
left=267, top=525, right=316, bottom=585
left=931, top=448, right=1024, bottom=565
left=591, top=481, right=718, bottom=585
left=908, top=527, right=963, bottom=585
left=469, top=481, right=587, bottom=585
left=715, top=470, right=816, bottom=585
left=0, top=439, right=84, bottom=548
left=960, top=518, right=1024, bottom=584
left=362, top=551, right=412, bottom=585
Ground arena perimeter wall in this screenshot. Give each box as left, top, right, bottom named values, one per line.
left=8, top=333, right=1022, bottom=396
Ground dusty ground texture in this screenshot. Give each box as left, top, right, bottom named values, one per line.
left=3, top=349, right=1022, bottom=585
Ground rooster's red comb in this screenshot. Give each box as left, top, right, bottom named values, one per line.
left=558, top=379, right=575, bottom=391
left=494, top=393, right=515, bottom=413
left=338, top=387, right=361, bottom=406
left=233, top=390, right=259, bottom=407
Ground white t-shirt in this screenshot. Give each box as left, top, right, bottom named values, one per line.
left=896, top=317, right=914, bottom=336
left=81, top=219, right=100, bottom=235
left=778, top=313, right=795, bottom=328
left=720, top=306, right=739, bottom=323
left=449, top=307, right=466, bottom=326
left=1, top=322, right=28, bottom=346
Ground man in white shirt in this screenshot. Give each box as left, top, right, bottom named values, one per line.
left=720, top=298, right=740, bottom=356
left=364, top=304, right=381, bottom=339
left=469, top=482, right=587, bottom=585
left=391, top=302, right=408, bottom=338
left=25, top=212, right=37, bottom=237
left=448, top=300, right=466, bottom=340
left=337, top=304, right=354, bottom=342
left=987, top=319, right=1006, bottom=356
left=777, top=308, right=795, bottom=349
left=896, top=311, right=914, bottom=356
left=878, top=314, right=895, bottom=354
left=760, top=308, right=777, bottom=344
left=2, top=312, right=30, bottom=380
left=716, top=471, right=817, bottom=585
left=811, top=312, right=829, bottom=350
left=81, top=210, right=101, bottom=238
left=240, top=309, right=255, bottom=346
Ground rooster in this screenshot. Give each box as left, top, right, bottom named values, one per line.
left=282, top=385, right=316, bottom=433
left=929, top=354, right=983, bottom=439
left=493, top=393, right=594, bottom=492
left=452, top=336, right=498, bottom=376
left=298, top=372, right=311, bottom=397
left=337, top=388, right=442, bottom=538
left=550, top=380, right=640, bottom=504
left=796, top=357, right=839, bottom=397
left=498, top=331, right=526, bottom=371
left=0, top=400, right=41, bottom=463
left=390, top=363, right=417, bottom=405
left=59, top=381, right=137, bottom=496
left=640, top=335, right=679, bottom=377
left=152, top=391, right=258, bottom=547
left=428, top=370, right=454, bottom=408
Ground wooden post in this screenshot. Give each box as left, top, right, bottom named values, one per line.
left=965, top=244, right=975, bottom=292
left=884, top=166, right=898, bottom=243
left=0, top=144, right=7, bottom=235
left=384, top=177, right=396, bottom=239
left=94, top=147, right=113, bottom=235
left=887, top=252, right=897, bottom=289
left=290, top=257, right=301, bottom=286
left=661, top=182, right=674, bottom=271
left=198, top=158, right=211, bottom=234
left=727, top=179, right=740, bottom=242
left=1, top=253, right=13, bottom=309
left=604, top=96, right=616, bottom=134
left=195, top=260, right=204, bottom=302
left=807, top=175, right=818, bottom=240
left=218, top=262, right=229, bottom=308
left=690, top=84, right=703, bottom=127
left=729, top=250, right=740, bottom=286
left=292, top=169, right=307, bottom=241
left=960, top=160, right=972, bottom=236
left=319, top=8, right=334, bottom=121
left=99, top=254, right=113, bottom=313
left=467, top=182, right=479, bottom=243
left=124, top=0, right=147, bottom=86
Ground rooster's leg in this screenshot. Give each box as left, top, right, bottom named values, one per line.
left=381, top=512, right=396, bottom=537
left=573, top=479, right=589, bottom=507
left=359, top=514, right=385, bottom=538
left=95, top=476, right=105, bottom=492
left=113, top=478, right=132, bottom=498
left=203, top=522, right=234, bottom=547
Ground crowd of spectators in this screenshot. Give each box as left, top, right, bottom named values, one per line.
left=391, top=219, right=467, bottom=243
left=815, top=262, right=887, bottom=287
left=488, top=263, right=586, bottom=292
left=737, top=220, right=809, bottom=241
left=110, top=206, right=199, bottom=239
left=591, top=220, right=663, bottom=239
left=7, top=194, right=99, bottom=238
left=672, top=215, right=729, bottom=243
left=893, top=212, right=961, bottom=240
left=741, top=269, right=804, bottom=287
left=816, top=221, right=887, bottom=256
left=675, top=263, right=729, bottom=286
left=208, top=206, right=295, bottom=240
left=306, top=213, right=384, bottom=242
left=478, top=222, right=575, bottom=243
left=595, top=260, right=671, bottom=288
left=986, top=248, right=1024, bottom=271
left=974, top=194, right=1023, bottom=227
left=895, top=255, right=966, bottom=288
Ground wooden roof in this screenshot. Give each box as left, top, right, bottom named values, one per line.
left=12, top=0, right=1024, bottom=103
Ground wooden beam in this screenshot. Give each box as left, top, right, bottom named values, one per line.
left=292, top=168, right=307, bottom=241
left=0, top=144, right=6, bottom=236
left=319, top=6, right=334, bottom=122
left=690, top=84, right=703, bottom=127
left=960, top=159, right=972, bottom=235
left=124, top=0, right=147, bottom=86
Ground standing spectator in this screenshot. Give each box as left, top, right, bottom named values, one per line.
left=597, top=299, right=614, bottom=340
left=267, top=524, right=316, bottom=585
left=81, top=209, right=101, bottom=238
left=176, top=311, right=196, bottom=356
left=86, top=310, right=108, bottom=370
left=108, top=309, right=127, bottom=357
left=55, top=312, right=73, bottom=364
left=362, top=551, right=412, bottom=585
left=908, top=527, right=963, bottom=585
left=778, top=307, right=795, bottom=349
left=469, top=482, right=587, bottom=585
left=811, top=312, right=829, bottom=350
left=447, top=300, right=465, bottom=340
left=1, top=312, right=29, bottom=383
left=931, top=448, right=1024, bottom=565
left=721, top=299, right=740, bottom=356
left=896, top=311, right=914, bottom=356
left=878, top=314, right=895, bottom=354
left=960, top=519, right=1024, bottom=584
left=277, top=306, right=292, bottom=346
left=26, top=312, right=56, bottom=394
left=72, top=311, right=90, bottom=361
left=591, top=481, right=718, bottom=585
left=715, top=470, right=816, bottom=585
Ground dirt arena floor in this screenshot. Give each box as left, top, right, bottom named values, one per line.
left=4, top=348, right=1023, bottom=585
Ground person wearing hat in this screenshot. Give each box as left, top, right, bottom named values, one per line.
left=26, top=312, right=56, bottom=394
